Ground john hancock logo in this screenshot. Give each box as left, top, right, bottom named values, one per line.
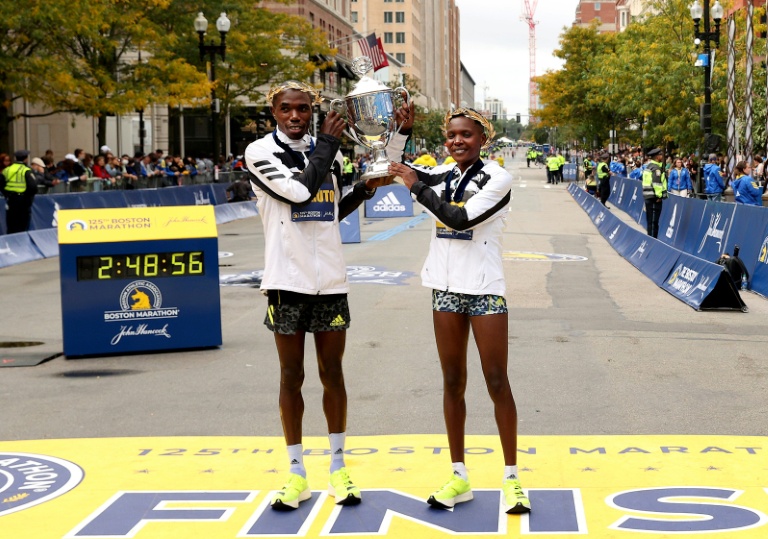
left=0, top=452, right=83, bottom=517
left=103, top=280, right=178, bottom=345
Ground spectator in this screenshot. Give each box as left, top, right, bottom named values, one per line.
left=92, top=155, right=113, bottom=189
left=703, top=153, right=725, bottom=201
left=30, top=156, right=59, bottom=193
left=732, top=161, right=763, bottom=206
left=0, top=153, right=11, bottom=173
left=226, top=176, right=252, bottom=202
left=667, top=157, right=693, bottom=197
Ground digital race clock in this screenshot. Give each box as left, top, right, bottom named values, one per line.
left=76, top=251, right=205, bottom=281
left=58, top=206, right=221, bottom=357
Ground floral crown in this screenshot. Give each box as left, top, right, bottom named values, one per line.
left=443, top=108, right=496, bottom=150
left=266, top=80, right=323, bottom=106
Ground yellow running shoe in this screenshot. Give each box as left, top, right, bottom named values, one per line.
left=271, top=473, right=310, bottom=511
left=427, top=476, right=473, bottom=509
left=329, top=467, right=362, bottom=505
left=502, top=477, right=531, bottom=514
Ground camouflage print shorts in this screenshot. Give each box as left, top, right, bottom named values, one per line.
left=264, top=295, right=350, bottom=334
left=431, top=290, right=508, bottom=316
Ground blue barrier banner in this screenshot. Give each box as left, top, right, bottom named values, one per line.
left=122, top=190, right=151, bottom=207
left=210, top=183, right=231, bottom=205
left=571, top=187, right=745, bottom=310
left=176, top=184, right=215, bottom=206
left=0, top=200, right=5, bottom=235
left=682, top=200, right=735, bottom=262
left=214, top=204, right=237, bottom=224
left=563, top=163, right=577, bottom=181
left=340, top=208, right=361, bottom=244
left=661, top=252, right=735, bottom=310
left=81, top=190, right=129, bottom=209
left=660, top=196, right=703, bottom=250
left=28, top=228, right=59, bottom=258
left=0, top=232, right=44, bottom=268
left=733, top=205, right=768, bottom=297
left=155, top=188, right=183, bottom=206
left=364, top=184, right=414, bottom=218
left=29, top=193, right=84, bottom=231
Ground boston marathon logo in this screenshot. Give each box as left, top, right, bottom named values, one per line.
left=103, top=280, right=177, bottom=344
left=758, top=236, right=768, bottom=264
left=667, top=264, right=711, bottom=297
left=66, top=220, right=88, bottom=231
left=373, top=192, right=406, bottom=212
left=0, top=452, right=83, bottom=517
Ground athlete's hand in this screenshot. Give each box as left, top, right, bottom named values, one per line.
left=320, top=110, right=347, bottom=140
left=388, top=162, right=418, bottom=189
left=395, top=99, right=415, bottom=132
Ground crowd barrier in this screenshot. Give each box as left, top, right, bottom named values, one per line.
left=606, top=176, right=768, bottom=299
left=0, top=184, right=261, bottom=269
left=569, top=183, right=746, bottom=311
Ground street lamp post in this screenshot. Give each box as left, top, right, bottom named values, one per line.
left=690, top=0, right=723, bottom=192
left=195, top=11, right=231, bottom=162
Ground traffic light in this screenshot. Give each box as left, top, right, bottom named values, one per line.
left=516, top=113, right=521, bottom=123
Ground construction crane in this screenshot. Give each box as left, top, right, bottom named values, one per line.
left=521, top=0, right=538, bottom=122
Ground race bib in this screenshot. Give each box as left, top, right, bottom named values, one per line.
left=291, top=182, right=335, bottom=222
left=436, top=201, right=473, bottom=240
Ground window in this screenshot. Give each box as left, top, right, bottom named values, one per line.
left=620, top=11, right=626, bottom=26
left=384, top=11, right=393, bottom=23
left=384, top=32, right=393, bottom=43
left=396, top=0, right=404, bottom=2
left=351, top=11, right=358, bottom=23
left=396, top=52, right=406, bottom=63
left=594, top=2, right=601, bottom=10
left=396, top=11, right=405, bottom=23
left=385, top=0, right=393, bottom=2
left=396, top=32, right=405, bottom=43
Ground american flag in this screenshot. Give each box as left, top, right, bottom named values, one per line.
left=357, top=33, right=389, bottom=72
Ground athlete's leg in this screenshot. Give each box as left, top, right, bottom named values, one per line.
left=433, top=311, right=471, bottom=463
left=314, top=330, right=347, bottom=435
left=470, top=312, right=518, bottom=465
left=275, top=332, right=307, bottom=446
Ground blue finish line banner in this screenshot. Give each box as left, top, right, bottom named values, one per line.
left=570, top=183, right=745, bottom=311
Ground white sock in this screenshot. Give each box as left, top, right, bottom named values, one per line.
left=504, top=465, right=519, bottom=481
left=452, top=462, right=468, bottom=481
left=329, top=432, right=346, bottom=473
left=287, top=444, right=306, bottom=478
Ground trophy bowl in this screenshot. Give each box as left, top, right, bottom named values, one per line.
left=331, top=57, right=410, bottom=180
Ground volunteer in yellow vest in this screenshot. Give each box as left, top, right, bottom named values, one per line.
left=526, top=148, right=535, bottom=167
left=556, top=152, right=566, bottom=184
left=596, top=153, right=612, bottom=206
left=583, top=154, right=594, bottom=186
left=642, top=148, right=668, bottom=238
left=412, top=149, right=437, bottom=167
left=0, top=150, right=37, bottom=233
left=342, top=155, right=355, bottom=187
left=546, top=153, right=560, bottom=184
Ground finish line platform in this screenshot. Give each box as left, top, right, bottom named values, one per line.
left=2, top=434, right=766, bottom=538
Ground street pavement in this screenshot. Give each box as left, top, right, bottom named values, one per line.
left=2, top=152, right=768, bottom=441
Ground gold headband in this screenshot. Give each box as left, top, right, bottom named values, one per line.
left=443, top=108, right=496, bottom=150
left=266, top=80, right=323, bottom=106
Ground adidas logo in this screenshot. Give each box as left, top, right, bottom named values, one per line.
left=334, top=448, right=344, bottom=455
left=373, top=192, right=406, bottom=212
left=290, top=459, right=299, bottom=464
left=330, top=314, right=346, bottom=327
left=453, top=470, right=461, bottom=477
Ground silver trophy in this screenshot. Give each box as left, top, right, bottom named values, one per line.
left=331, top=56, right=411, bottom=180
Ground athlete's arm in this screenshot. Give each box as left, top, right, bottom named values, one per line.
left=245, top=133, right=341, bottom=205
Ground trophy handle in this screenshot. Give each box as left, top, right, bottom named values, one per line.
left=330, top=98, right=346, bottom=115
left=392, top=86, right=412, bottom=136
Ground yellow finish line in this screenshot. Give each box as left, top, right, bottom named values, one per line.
left=1, top=435, right=767, bottom=538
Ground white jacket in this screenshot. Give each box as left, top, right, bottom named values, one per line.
left=245, top=129, right=407, bottom=295
left=407, top=159, right=512, bottom=296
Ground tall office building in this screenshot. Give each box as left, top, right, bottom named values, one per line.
left=351, top=0, right=461, bottom=110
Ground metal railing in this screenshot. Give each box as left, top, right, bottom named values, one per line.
left=37, top=170, right=250, bottom=195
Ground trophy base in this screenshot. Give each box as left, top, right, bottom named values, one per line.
left=360, top=161, right=391, bottom=181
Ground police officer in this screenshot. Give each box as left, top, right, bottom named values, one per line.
left=342, top=155, right=355, bottom=187
left=596, top=153, right=612, bottom=206
left=642, top=148, right=668, bottom=238
left=583, top=153, right=594, bottom=185
left=546, top=152, right=560, bottom=184
left=1, top=150, right=37, bottom=233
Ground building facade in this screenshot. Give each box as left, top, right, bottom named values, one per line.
left=574, top=0, right=619, bottom=33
